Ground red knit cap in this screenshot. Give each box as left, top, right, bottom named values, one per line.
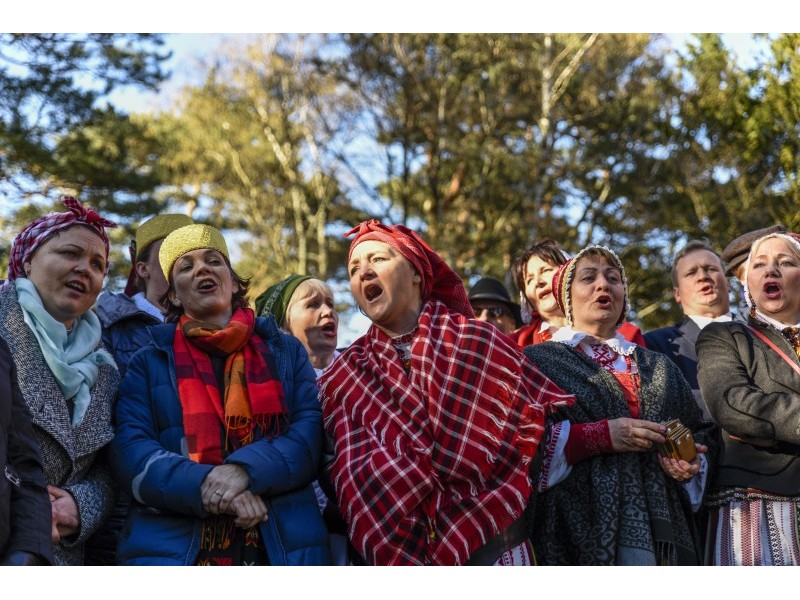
left=6, top=196, right=117, bottom=283
left=345, top=219, right=474, bottom=318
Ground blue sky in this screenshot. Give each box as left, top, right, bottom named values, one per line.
left=104, top=33, right=771, bottom=116
left=105, top=34, right=238, bottom=114
left=0, top=27, right=780, bottom=346
left=102, top=32, right=771, bottom=345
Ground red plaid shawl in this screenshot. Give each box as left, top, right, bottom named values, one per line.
left=319, top=299, right=574, bottom=565
left=173, top=308, right=286, bottom=464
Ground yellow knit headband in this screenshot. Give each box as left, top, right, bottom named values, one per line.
left=159, top=224, right=229, bottom=279
left=135, top=214, right=194, bottom=259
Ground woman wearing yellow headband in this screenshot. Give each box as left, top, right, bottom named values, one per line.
left=109, top=224, right=330, bottom=565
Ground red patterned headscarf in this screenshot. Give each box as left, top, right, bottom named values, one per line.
left=6, top=196, right=117, bottom=282
left=345, top=220, right=474, bottom=318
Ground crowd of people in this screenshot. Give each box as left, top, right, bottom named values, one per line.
left=1, top=194, right=798, bottom=567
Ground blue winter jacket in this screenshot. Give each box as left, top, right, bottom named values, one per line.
left=108, top=316, right=331, bottom=565
left=94, top=292, right=161, bottom=379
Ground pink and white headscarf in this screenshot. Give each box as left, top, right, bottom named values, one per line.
left=6, top=196, right=117, bottom=282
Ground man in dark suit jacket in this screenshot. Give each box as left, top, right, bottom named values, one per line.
left=645, top=240, right=732, bottom=421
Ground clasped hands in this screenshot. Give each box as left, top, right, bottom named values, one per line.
left=608, top=417, right=707, bottom=483
left=200, top=464, right=268, bottom=529
left=48, top=485, right=79, bottom=544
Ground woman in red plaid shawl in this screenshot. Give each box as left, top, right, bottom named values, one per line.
left=318, top=220, right=574, bottom=565
left=109, top=224, right=330, bottom=565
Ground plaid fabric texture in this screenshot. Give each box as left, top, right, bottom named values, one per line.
left=173, top=308, right=286, bottom=464
left=6, top=196, right=116, bottom=282
left=319, top=299, right=574, bottom=565
left=345, top=220, right=474, bottom=318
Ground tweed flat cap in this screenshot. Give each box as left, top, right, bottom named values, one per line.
left=720, top=224, right=787, bottom=276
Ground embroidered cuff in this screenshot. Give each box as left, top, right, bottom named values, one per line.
left=538, top=421, right=572, bottom=492
left=564, top=419, right=613, bottom=464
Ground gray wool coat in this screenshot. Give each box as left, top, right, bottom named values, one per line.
left=0, top=284, right=119, bottom=565
left=697, top=318, right=800, bottom=496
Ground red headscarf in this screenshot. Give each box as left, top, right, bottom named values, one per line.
left=6, top=196, right=117, bottom=282
left=345, top=220, right=474, bottom=318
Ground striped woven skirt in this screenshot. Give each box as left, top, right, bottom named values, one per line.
left=706, top=487, right=800, bottom=566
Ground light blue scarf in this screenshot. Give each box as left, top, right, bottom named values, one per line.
left=15, top=278, right=117, bottom=427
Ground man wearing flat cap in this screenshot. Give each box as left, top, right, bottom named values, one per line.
left=467, top=276, right=522, bottom=335
left=720, top=224, right=787, bottom=321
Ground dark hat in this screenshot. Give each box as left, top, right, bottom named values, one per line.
left=468, top=277, right=522, bottom=326
left=721, top=224, right=788, bottom=276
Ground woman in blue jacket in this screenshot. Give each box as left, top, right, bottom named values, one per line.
left=109, top=224, right=330, bottom=566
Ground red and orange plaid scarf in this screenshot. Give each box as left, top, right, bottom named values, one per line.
left=173, top=307, right=286, bottom=464
left=319, top=299, right=575, bottom=565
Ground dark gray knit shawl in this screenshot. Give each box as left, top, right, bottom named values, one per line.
left=0, top=284, right=118, bottom=565
left=524, top=341, right=717, bottom=565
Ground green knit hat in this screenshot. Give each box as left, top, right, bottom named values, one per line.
left=159, top=224, right=229, bottom=280
left=254, top=274, right=312, bottom=326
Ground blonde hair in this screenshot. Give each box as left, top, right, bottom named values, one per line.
left=744, top=233, right=800, bottom=311
left=283, top=278, right=335, bottom=331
